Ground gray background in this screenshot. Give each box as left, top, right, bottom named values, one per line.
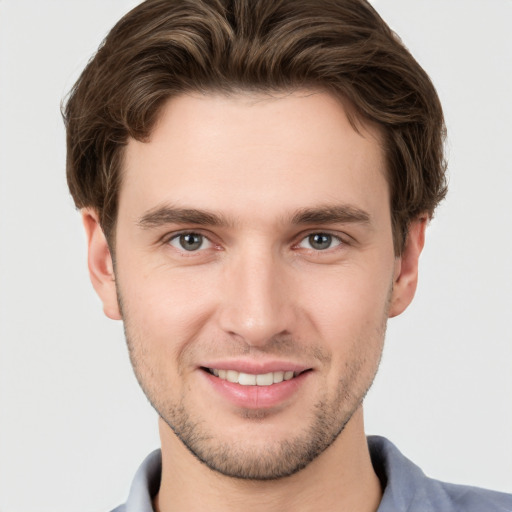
left=1, top=1, right=511, bottom=510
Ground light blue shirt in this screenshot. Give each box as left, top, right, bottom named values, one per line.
left=111, top=436, right=512, bottom=511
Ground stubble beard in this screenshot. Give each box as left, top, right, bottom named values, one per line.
left=123, top=330, right=386, bottom=481
left=157, top=364, right=377, bottom=480
left=118, top=286, right=390, bottom=481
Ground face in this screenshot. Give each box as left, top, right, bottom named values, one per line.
left=85, top=90, right=424, bottom=480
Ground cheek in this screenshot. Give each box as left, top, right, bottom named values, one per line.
left=298, top=262, right=391, bottom=391
left=116, top=260, right=220, bottom=364
left=299, top=262, right=393, bottom=338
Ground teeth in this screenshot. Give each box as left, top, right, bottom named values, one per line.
left=239, top=373, right=257, bottom=385
left=255, top=372, right=273, bottom=386
left=226, top=370, right=238, bottom=383
left=273, top=371, right=284, bottom=383
left=284, top=371, right=294, bottom=381
left=209, top=369, right=298, bottom=386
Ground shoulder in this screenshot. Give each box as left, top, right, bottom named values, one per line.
left=108, top=449, right=162, bottom=512
left=437, top=481, right=512, bottom=512
left=368, top=436, right=512, bottom=512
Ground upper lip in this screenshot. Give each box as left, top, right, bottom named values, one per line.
left=199, top=360, right=312, bottom=374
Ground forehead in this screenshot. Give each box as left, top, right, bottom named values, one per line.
left=119, top=90, right=388, bottom=225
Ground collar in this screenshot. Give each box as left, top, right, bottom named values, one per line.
left=117, top=436, right=512, bottom=512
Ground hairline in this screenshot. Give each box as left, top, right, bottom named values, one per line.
left=102, top=86, right=397, bottom=254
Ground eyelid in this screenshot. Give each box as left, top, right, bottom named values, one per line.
left=297, top=229, right=344, bottom=242
left=164, top=230, right=217, bottom=252
left=293, top=230, right=353, bottom=254
left=160, top=228, right=351, bottom=253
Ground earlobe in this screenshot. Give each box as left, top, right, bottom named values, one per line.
left=82, top=209, right=122, bottom=320
left=388, top=215, right=428, bottom=318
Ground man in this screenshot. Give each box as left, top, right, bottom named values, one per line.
left=63, top=0, right=512, bottom=511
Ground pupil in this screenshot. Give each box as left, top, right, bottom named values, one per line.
left=180, top=233, right=202, bottom=251
left=310, top=233, right=331, bottom=250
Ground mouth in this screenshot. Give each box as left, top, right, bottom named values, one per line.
left=201, top=367, right=310, bottom=386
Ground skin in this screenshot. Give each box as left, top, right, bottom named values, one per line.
left=83, top=90, right=426, bottom=512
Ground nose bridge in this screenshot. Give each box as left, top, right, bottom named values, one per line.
left=219, top=242, right=293, bottom=345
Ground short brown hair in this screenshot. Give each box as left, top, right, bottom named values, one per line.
left=64, top=0, right=447, bottom=254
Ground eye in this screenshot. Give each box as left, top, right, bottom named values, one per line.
left=168, top=232, right=212, bottom=252
left=298, top=233, right=342, bottom=251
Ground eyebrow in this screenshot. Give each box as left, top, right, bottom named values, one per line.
left=138, top=205, right=232, bottom=228
left=290, top=205, right=371, bottom=226
left=137, top=203, right=371, bottom=230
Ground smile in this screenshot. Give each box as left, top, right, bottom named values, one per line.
left=205, top=368, right=302, bottom=386
left=200, top=365, right=312, bottom=408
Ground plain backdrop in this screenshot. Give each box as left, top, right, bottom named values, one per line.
left=0, top=1, right=511, bottom=511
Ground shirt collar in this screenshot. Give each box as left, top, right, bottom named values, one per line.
left=124, top=449, right=161, bottom=512
left=120, top=436, right=446, bottom=512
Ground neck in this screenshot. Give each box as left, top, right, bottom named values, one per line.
left=154, top=408, right=382, bottom=512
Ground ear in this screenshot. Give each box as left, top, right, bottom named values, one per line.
left=388, top=215, right=428, bottom=318
left=82, top=209, right=122, bottom=320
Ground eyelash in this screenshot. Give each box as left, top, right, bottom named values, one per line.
left=296, top=232, right=343, bottom=252
left=164, top=230, right=347, bottom=255
left=166, top=231, right=216, bottom=253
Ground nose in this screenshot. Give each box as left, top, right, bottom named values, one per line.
left=217, top=247, right=296, bottom=347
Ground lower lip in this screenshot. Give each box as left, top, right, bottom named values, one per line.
left=200, top=370, right=311, bottom=409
